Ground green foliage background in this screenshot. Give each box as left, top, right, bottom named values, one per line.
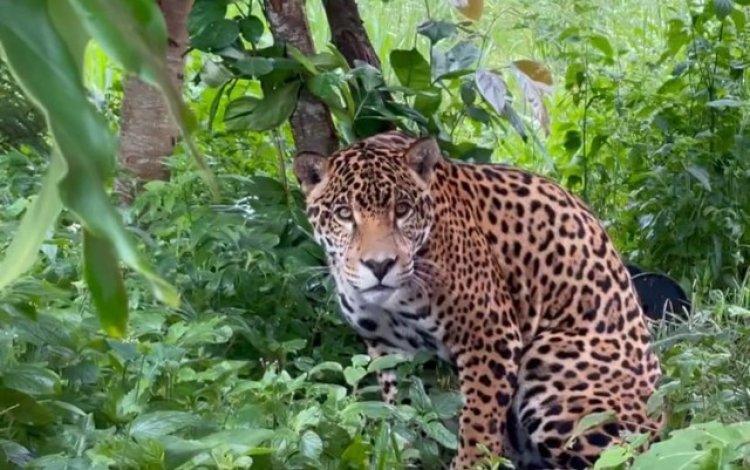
left=0, top=0, right=749, bottom=468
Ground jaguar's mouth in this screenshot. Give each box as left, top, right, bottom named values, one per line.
left=362, top=283, right=395, bottom=293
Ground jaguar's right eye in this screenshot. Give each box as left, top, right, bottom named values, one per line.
left=334, top=206, right=353, bottom=222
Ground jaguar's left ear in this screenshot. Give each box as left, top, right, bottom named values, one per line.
left=293, top=151, right=328, bottom=196
left=404, top=137, right=442, bottom=183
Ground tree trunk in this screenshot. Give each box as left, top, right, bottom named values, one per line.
left=117, top=0, right=192, bottom=203
left=322, top=0, right=381, bottom=69
left=263, top=0, right=338, bottom=156
left=322, top=0, right=394, bottom=133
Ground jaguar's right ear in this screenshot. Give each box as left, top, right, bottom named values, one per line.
left=293, top=151, right=328, bottom=196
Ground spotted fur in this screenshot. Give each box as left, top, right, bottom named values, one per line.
left=294, top=131, right=663, bottom=469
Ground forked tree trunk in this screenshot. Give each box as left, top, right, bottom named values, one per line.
left=263, top=0, right=339, bottom=156
left=117, top=0, right=192, bottom=203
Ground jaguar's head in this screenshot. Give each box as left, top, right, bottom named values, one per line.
left=294, top=132, right=441, bottom=306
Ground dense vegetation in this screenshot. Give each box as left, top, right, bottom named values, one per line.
left=0, top=0, right=749, bottom=468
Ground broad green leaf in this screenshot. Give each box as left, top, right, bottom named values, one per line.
left=129, top=411, right=201, bottom=439
left=475, top=69, right=507, bottom=114
left=307, top=361, right=344, bottom=377
left=431, top=392, right=464, bottom=419
left=0, top=387, right=54, bottom=425
left=367, top=353, right=409, bottom=373
left=225, top=81, right=300, bottom=131
left=83, top=230, right=128, bottom=337
left=707, top=98, right=742, bottom=108
left=188, top=0, right=228, bottom=36
left=512, top=60, right=553, bottom=135
left=686, top=165, right=712, bottom=191
left=308, top=72, right=346, bottom=110
left=589, top=34, right=615, bottom=59
left=1, top=366, right=60, bottom=396
left=441, top=40, right=480, bottom=76
left=631, top=422, right=750, bottom=469
left=408, top=380, right=431, bottom=411
left=342, top=401, right=397, bottom=420
left=191, top=19, right=239, bottom=51
left=235, top=57, right=274, bottom=77
left=343, top=366, right=367, bottom=387
left=422, top=421, right=458, bottom=450
left=299, top=430, right=323, bottom=460
left=239, top=16, right=264, bottom=45
left=713, top=0, right=733, bottom=20
left=0, top=151, right=64, bottom=291
left=390, top=49, right=431, bottom=90
left=594, top=446, right=631, bottom=469
left=417, top=20, right=457, bottom=44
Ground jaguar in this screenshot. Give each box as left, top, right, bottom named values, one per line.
left=293, top=130, right=663, bottom=469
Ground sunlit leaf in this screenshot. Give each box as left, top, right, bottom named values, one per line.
left=447, top=0, right=484, bottom=20
left=512, top=59, right=554, bottom=135
left=475, top=69, right=507, bottom=114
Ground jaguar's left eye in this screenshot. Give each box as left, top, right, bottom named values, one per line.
left=394, top=202, right=412, bottom=218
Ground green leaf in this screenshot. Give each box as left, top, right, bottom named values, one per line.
left=0, top=151, right=64, bottom=291
left=235, top=57, right=274, bottom=77
left=225, top=81, right=300, bottom=131
left=307, top=72, right=346, bottom=109
left=686, top=165, right=712, bottom=191
left=390, top=49, right=431, bottom=90
left=129, top=411, right=201, bottom=439
left=422, top=421, right=458, bottom=450
left=342, top=401, right=397, bottom=420
left=343, top=366, right=367, bottom=387
left=367, top=354, right=409, bottom=373
left=0, top=387, right=54, bottom=425
left=188, top=0, right=228, bottom=36
left=239, top=16, right=264, bottom=45
left=1, top=366, right=60, bottom=396
left=83, top=230, right=128, bottom=337
left=707, top=98, right=742, bottom=108
left=307, top=361, right=344, bottom=377
left=431, top=392, right=464, bottom=419
left=713, top=0, right=733, bottom=20
left=417, top=20, right=457, bottom=44
left=589, top=34, right=615, bottom=58
left=299, top=430, right=323, bottom=460
left=631, top=422, right=750, bottom=469
left=475, top=69, right=507, bottom=114
left=191, top=19, right=239, bottom=51
left=594, top=446, right=631, bottom=469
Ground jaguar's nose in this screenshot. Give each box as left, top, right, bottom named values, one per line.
left=361, top=257, right=397, bottom=281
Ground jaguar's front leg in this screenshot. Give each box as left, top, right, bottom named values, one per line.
left=452, top=332, right=521, bottom=470
left=366, top=341, right=400, bottom=404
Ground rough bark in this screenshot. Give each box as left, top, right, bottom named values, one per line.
left=322, top=0, right=394, bottom=133
left=263, top=0, right=339, bottom=156
left=118, top=0, right=192, bottom=202
left=322, top=0, right=381, bottom=69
